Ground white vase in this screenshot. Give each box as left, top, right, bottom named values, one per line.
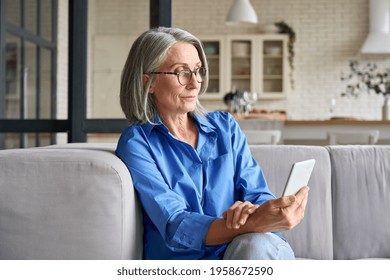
left=383, top=96, right=390, bottom=120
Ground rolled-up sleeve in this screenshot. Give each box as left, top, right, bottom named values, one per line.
left=169, top=212, right=215, bottom=250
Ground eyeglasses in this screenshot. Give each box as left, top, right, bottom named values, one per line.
left=148, top=67, right=206, bottom=86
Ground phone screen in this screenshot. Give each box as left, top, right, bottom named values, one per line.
left=281, top=159, right=316, bottom=197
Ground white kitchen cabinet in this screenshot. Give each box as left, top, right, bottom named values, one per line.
left=259, top=34, right=289, bottom=99
left=199, top=34, right=289, bottom=100
left=227, top=35, right=256, bottom=98
left=198, top=35, right=227, bottom=100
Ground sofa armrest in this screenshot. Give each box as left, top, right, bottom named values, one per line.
left=0, top=143, right=143, bottom=260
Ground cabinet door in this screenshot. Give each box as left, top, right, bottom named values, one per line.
left=199, top=36, right=226, bottom=99
left=199, top=34, right=289, bottom=101
left=226, top=36, right=256, bottom=95
left=258, top=35, right=288, bottom=99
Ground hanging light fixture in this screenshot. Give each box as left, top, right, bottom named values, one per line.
left=226, top=0, right=258, bottom=25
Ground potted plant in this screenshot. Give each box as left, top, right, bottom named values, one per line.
left=340, top=60, right=390, bottom=120
left=274, top=21, right=296, bottom=90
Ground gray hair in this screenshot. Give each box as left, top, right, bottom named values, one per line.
left=120, top=27, right=209, bottom=124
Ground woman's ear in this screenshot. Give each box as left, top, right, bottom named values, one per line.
left=143, top=74, right=154, bottom=94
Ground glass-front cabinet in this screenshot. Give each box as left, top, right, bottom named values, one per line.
left=199, top=34, right=289, bottom=100
left=260, top=34, right=288, bottom=99
left=199, top=36, right=226, bottom=99
left=227, top=36, right=255, bottom=95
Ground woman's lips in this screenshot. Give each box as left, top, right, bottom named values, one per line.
left=181, top=95, right=196, bottom=99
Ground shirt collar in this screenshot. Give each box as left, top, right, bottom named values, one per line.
left=193, top=114, right=216, bottom=134
left=142, top=113, right=216, bottom=137
left=141, top=115, right=165, bottom=137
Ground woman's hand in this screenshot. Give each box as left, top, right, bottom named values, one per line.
left=222, top=201, right=259, bottom=229
left=206, top=187, right=309, bottom=246
left=246, top=186, right=309, bottom=233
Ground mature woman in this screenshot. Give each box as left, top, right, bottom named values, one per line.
left=116, top=27, right=309, bottom=260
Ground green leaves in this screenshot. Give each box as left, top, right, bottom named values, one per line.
left=340, top=60, right=390, bottom=98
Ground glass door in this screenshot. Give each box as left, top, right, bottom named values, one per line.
left=259, top=34, right=288, bottom=99
left=0, top=0, right=63, bottom=149
left=199, top=36, right=225, bottom=99
left=229, top=38, right=253, bottom=93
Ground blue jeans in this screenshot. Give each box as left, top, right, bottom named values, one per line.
left=223, top=233, right=295, bottom=260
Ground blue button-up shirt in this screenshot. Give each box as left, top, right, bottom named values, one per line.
left=116, top=112, right=276, bottom=259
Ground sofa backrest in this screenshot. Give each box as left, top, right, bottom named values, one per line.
left=250, top=145, right=333, bottom=260
left=3, top=142, right=388, bottom=260
left=328, top=146, right=390, bottom=259
left=0, top=143, right=143, bottom=260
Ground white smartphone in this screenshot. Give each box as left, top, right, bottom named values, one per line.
left=281, top=159, right=316, bottom=197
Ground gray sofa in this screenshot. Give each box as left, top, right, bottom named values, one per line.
left=0, top=143, right=389, bottom=260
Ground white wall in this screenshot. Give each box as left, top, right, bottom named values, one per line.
left=88, top=0, right=149, bottom=118
left=89, top=0, right=390, bottom=120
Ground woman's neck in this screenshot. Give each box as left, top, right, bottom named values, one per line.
left=161, top=113, right=198, bottom=148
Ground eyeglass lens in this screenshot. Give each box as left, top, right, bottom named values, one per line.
left=179, top=68, right=206, bottom=85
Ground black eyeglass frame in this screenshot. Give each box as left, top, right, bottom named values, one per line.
left=148, top=67, right=207, bottom=86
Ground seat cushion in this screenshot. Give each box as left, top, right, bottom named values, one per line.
left=250, top=145, right=333, bottom=259
left=328, top=145, right=390, bottom=259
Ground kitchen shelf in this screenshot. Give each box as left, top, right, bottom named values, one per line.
left=232, top=75, right=251, bottom=79
left=264, top=75, right=283, bottom=79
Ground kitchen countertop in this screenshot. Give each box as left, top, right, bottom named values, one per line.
left=285, top=119, right=390, bottom=126
left=232, top=112, right=287, bottom=120
left=235, top=117, right=390, bottom=143
left=283, top=119, right=390, bottom=143
left=232, top=113, right=390, bottom=125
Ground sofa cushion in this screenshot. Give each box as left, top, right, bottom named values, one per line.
left=0, top=144, right=143, bottom=259
left=250, top=145, right=333, bottom=260
left=328, top=146, right=390, bottom=259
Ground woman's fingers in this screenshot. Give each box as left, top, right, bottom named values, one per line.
left=223, top=201, right=259, bottom=229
